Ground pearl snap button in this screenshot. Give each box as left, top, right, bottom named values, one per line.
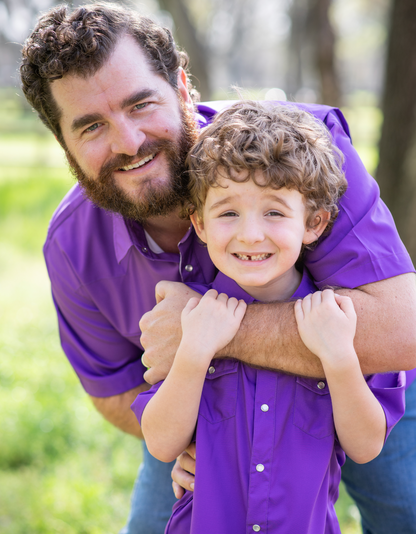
left=317, top=381, right=326, bottom=390
left=208, top=366, right=215, bottom=374
left=185, top=264, right=193, bottom=272
left=253, top=525, right=261, bottom=532
left=256, top=464, right=265, bottom=472
left=261, top=404, right=269, bottom=412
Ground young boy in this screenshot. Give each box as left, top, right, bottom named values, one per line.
left=132, top=102, right=405, bottom=534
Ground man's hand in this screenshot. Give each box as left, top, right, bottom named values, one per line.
left=171, top=443, right=196, bottom=499
left=139, top=281, right=202, bottom=384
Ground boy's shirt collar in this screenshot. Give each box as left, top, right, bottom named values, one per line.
left=191, top=267, right=316, bottom=304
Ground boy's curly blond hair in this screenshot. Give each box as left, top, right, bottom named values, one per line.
left=186, top=101, right=347, bottom=230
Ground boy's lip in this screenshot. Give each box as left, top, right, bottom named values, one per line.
left=232, top=252, right=274, bottom=261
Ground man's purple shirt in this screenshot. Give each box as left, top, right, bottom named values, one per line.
left=131, top=270, right=406, bottom=534
left=43, top=101, right=415, bottom=397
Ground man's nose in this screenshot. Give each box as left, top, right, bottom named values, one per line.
left=110, top=121, right=146, bottom=156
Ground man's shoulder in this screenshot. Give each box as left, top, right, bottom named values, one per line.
left=43, top=183, right=116, bottom=267
left=197, top=100, right=350, bottom=139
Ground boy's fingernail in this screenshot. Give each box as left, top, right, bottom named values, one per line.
left=190, top=482, right=195, bottom=490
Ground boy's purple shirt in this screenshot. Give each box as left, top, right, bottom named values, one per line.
left=43, top=101, right=415, bottom=397
left=131, top=269, right=406, bottom=534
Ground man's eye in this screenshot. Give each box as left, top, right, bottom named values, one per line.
left=85, top=123, right=99, bottom=133
left=134, top=102, right=148, bottom=110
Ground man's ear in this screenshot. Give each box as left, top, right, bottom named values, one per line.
left=190, top=212, right=207, bottom=243
left=177, top=68, right=194, bottom=110
left=303, top=209, right=331, bottom=245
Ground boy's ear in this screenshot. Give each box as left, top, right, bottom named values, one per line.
left=190, top=212, right=207, bottom=244
left=303, top=209, right=331, bottom=245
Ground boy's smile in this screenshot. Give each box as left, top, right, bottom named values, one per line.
left=191, top=173, right=329, bottom=302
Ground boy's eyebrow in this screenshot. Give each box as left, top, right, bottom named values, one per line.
left=265, top=193, right=295, bottom=211
left=71, top=89, right=158, bottom=132
left=208, top=193, right=295, bottom=211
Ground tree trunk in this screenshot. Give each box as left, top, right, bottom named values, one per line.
left=158, top=0, right=211, bottom=100
left=376, top=0, right=416, bottom=262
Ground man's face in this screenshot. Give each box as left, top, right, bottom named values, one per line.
left=50, top=35, right=198, bottom=222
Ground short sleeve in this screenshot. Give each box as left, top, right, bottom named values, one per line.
left=131, top=382, right=163, bottom=424
left=45, top=239, right=146, bottom=398
left=304, top=108, right=414, bottom=289
left=366, top=372, right=406, bottom=442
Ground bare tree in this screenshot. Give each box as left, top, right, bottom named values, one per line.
left=376, top=0, right=416, bottom=261
left=287, top=0, right=340, bottom=106
left=157, top=0, right=211, bottom=100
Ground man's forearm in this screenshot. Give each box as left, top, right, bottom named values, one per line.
left=89, top=383, right=150, bottom=439
left=219, top=274, right=416, bottom=377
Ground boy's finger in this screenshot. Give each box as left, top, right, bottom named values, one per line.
left=234, top=300, right=247, bottom=320
left=335, top=294, right=356, bottom=320
left=302, top=293, right=312, bottom=314
left=294, top=299, right=304, bottom=322
left=322, top=288, right=335, bottom=304
left=311, top=291, right=323, bottom=308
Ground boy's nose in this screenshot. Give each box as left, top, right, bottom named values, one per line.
left=236, top=219, right=265, bottom=245
left=110, top=121, right=146, bottom=156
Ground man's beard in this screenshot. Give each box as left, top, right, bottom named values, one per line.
left=65, top=101, right=198, bottom=224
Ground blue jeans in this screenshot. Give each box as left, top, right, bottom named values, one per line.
left=341, top=378, right=416, bottom=534
left=119, top=441, right=176, bottom=534
left=121, top=381, right=416, bottom=534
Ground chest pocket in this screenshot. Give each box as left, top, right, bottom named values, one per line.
left=293, top=377, right=335, bottom=439
left=199, top=360, right=238, bottom=424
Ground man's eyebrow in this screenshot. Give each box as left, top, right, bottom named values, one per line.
left=120, top=89, right=158, bottom=109
left=71, top=113, right=103, bottom=133
left=71, top=89, right=159, bottom=133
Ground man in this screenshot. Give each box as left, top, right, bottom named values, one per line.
left=20, top=3, right=416, bottom=534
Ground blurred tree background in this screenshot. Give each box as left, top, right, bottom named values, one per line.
left=0, top=0, right=414, bottom=532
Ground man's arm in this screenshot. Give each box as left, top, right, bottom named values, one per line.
left=141, top=273, right=416, bottom=384
left=89, top=383, right=151, bottom=439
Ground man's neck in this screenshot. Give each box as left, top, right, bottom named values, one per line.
left=142, top=212, right=191, bottom=254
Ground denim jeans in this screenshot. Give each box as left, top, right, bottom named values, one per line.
left=119, top=441, right=176, bottom=534
left=121, top=380, right=416, bottom=534
left=342, top=378, right=416, bottom=534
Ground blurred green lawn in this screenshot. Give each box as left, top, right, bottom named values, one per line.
left=0, top=90, right=364, bottom=533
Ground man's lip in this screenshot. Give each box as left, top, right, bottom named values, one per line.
left=118, top=153, right=157, bottom=172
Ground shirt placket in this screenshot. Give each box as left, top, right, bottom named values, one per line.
left=246, top=371, right=278, bottom=534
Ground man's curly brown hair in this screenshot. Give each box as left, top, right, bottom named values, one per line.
left=186, top=101, right=347, bottom=231
left=20, top=2, right=198, bottom=145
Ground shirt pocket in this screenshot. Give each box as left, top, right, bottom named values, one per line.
left=293, top=377, right=335, bottom=439
left=199, top=359, right=238, bottom=424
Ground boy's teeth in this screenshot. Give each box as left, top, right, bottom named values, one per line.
left=234, top=253, right=272, bottom=261
left=120, top=154, right=155, bottom=171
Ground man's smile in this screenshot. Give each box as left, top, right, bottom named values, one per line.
left=119, top=153, right=156, bottom=171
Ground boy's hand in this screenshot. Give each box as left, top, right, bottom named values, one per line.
left=180, top=289, right=247, bottom=363
left=294, top=289, right=357, bottom=369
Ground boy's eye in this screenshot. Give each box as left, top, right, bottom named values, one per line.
left=267, top=210, right=283, bottom=217
left=220, top=211, right=238, bottom=217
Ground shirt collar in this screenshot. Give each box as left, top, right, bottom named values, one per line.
left=113, top=214, right=134, bottom=263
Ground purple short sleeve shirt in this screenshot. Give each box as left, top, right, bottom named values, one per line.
left=43, top=101, right=415, bottom=396
left=131, top=270, right=406, bottom=534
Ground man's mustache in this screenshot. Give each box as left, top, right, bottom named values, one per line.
left=99, top=139, right=176, bottom=178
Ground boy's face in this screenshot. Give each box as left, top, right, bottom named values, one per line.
left=191, top=172, right=329, bottom=301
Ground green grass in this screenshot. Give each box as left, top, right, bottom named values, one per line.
left=0, top=100, right=363, bottom=532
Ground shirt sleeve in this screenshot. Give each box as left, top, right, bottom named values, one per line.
left=366, top=371, right=406, bottom=442
left=304, top=108, right=414, bottom=289
left=44, top=239, right=146, bottom=398
left=131, top=382, right=164, bottom=424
